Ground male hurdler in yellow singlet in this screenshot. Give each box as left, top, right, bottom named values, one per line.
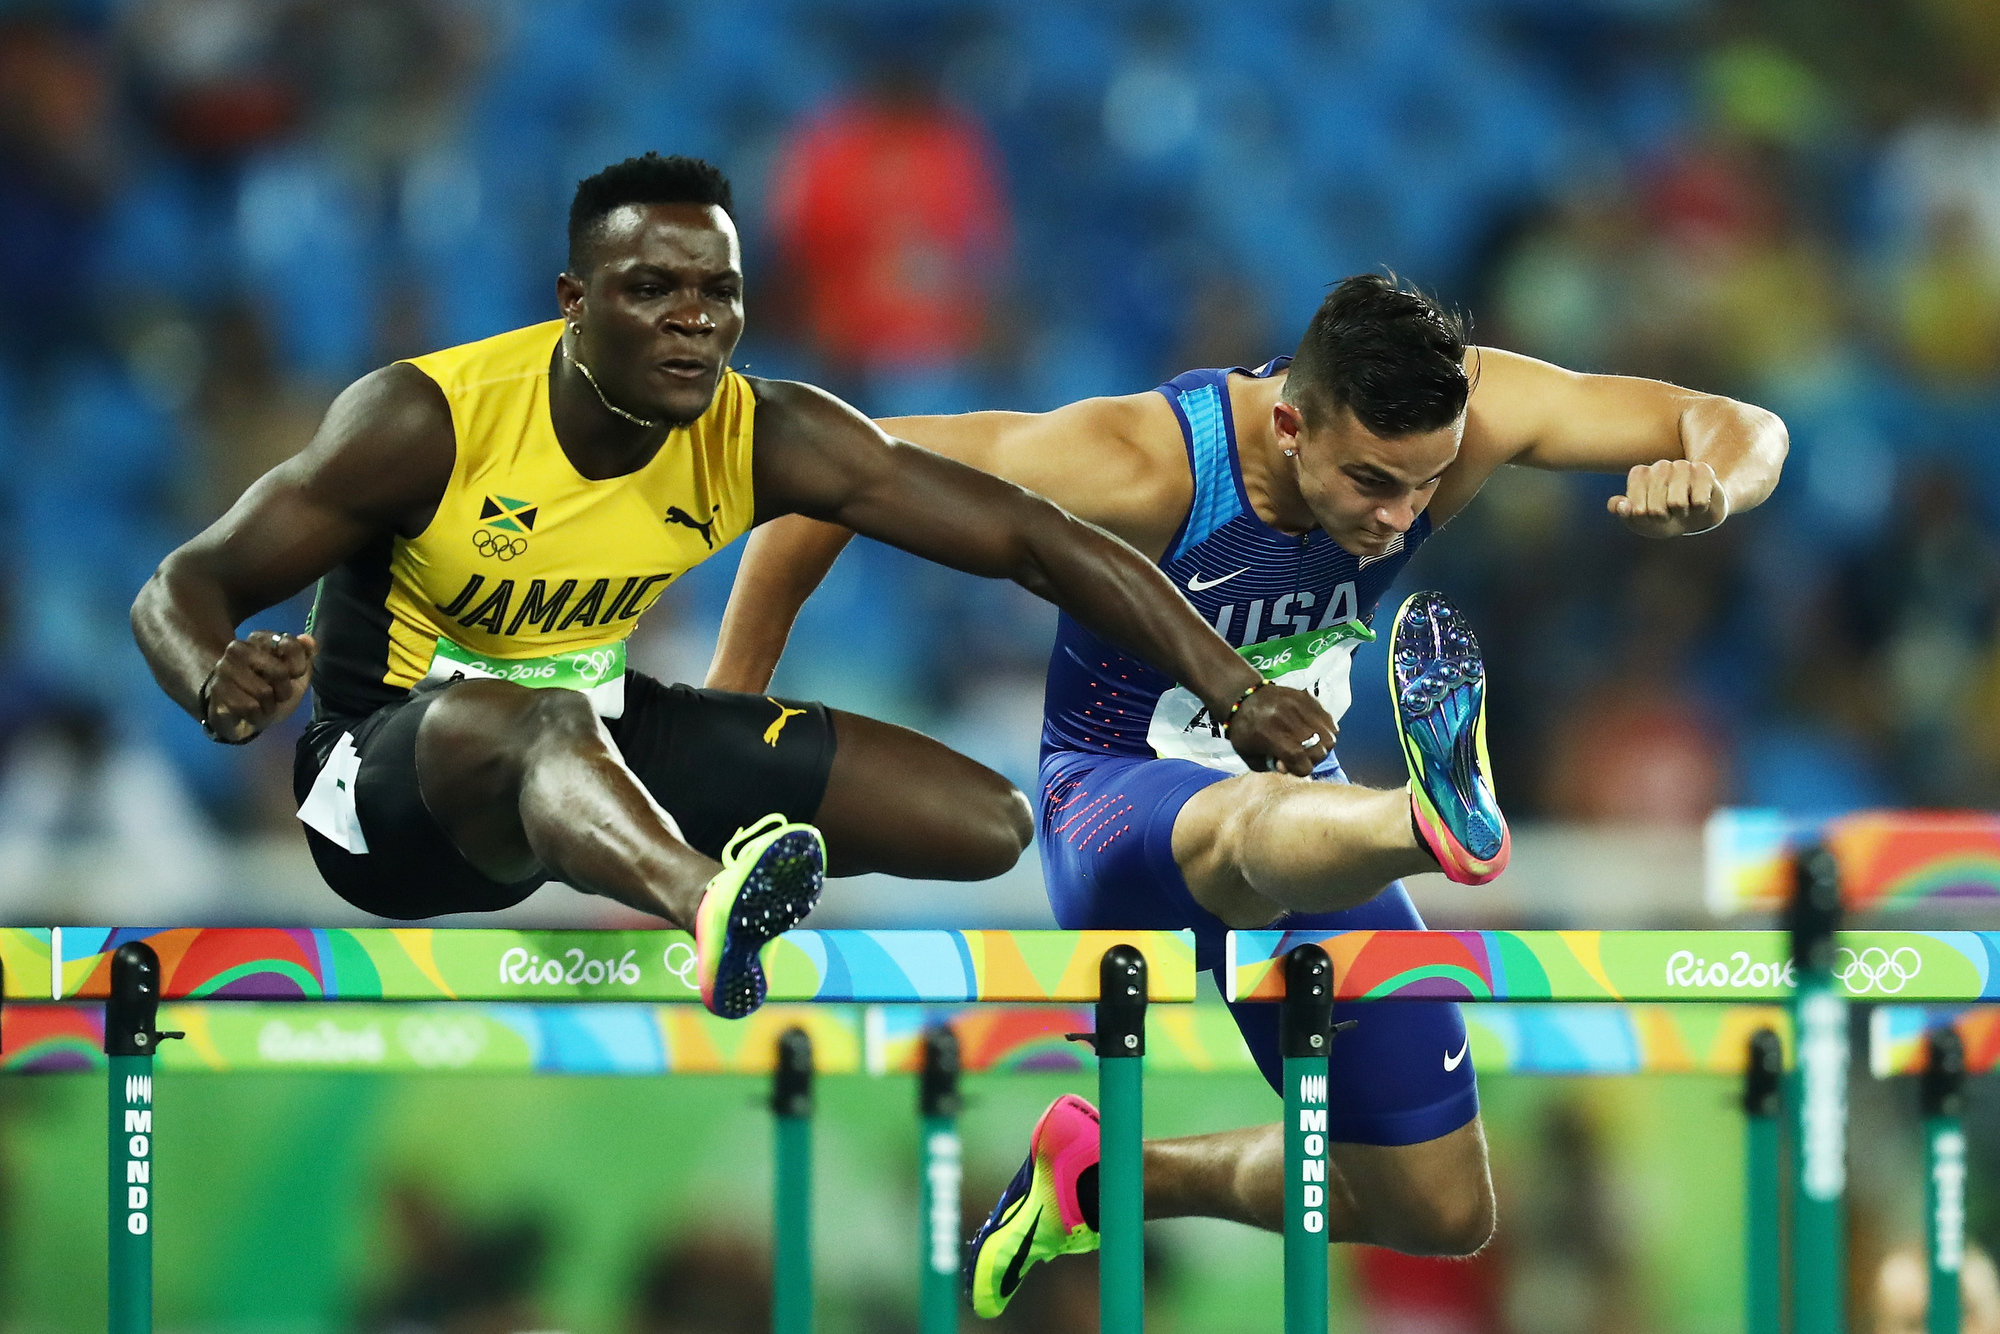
left=132, top=153, right=1337, bottom=1018
left=295, top=319, right=809, bottom=924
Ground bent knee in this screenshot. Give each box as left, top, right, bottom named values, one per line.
left=1387, top=1181, right=1496, bottom=1258
left=958, top=779, right=1033, bottom=879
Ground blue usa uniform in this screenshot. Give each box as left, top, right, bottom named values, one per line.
left=1037, top=358, right=1478, bottom=1146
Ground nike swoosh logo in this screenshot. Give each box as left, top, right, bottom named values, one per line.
left=1444, top=1039, right=1469, bottom=1072
left=999, top=1206, right=1043, bottom=1298
left=1187, top=567, right=1249, bottom=592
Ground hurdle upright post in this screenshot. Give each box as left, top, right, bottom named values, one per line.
left=918, top=1026, right=963, bottom=1334
left=1096, top=944, right=1148, bottom=1334
left=1786, top=844, right=1846, bottom=1334
left=772, top=1027, right=815, bottom=1334
left=1922, top=1027, right=1967, bottom=1334
left=106, top=941, right=179, bottom=1334
left=1742, top=1027, right=1783, bottom=1334
left=1280, top=944, right=1335, bottom=1334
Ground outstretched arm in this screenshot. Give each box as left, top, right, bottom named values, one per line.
left=1432, top=347, right=1788, bottom=532
left=707, top=515, right=855, bottom=693
left=708, top=393, right=1182, bottom=693
left=745, top=378, right=1329, bottom=775
left=131, top=364, right=453, bottom=740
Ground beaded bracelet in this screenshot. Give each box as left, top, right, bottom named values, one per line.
left=1220, top=679, right=1272, bottom=739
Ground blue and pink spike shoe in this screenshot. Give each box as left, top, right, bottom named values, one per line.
left=965, top=1094, right=1104, bottom=1317
left=1390, top=591, right=1510, bottom=884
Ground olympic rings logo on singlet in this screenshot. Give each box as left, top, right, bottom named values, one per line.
left=473, top=530, right=528, bottom=561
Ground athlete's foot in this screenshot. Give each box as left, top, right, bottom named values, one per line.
left=1390, top=591, right=1509, bottom=884
left=966, top=1093, right=1102, bottom=1318
left=693, top=814, right=826, bottom=1018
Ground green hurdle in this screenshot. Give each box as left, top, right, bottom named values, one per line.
left=1280, top=944, right=1336, bottom=1334
left=11, top=929, right=1191, bottom=1334
left=917, top=1027, right=962, bottom=1334
left=772, top=1028, right=815, bottom=1334
left=106, top=943, right=180, bottom=1334
left=1923, top=1027, right=1966, bottom=1334
left=1788, top=846, right=1846, bottom=1334
left=1742, top=1028, right=1783, bottom=1334
left=1094, top=945, right=1149, bottom=1334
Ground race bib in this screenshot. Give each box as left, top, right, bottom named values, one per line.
left=1146, top=620, right=1374, bottom=771
left=420, top=636, right=628, bottom=718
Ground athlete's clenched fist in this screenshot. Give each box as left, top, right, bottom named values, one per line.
left=1223, top=681, right=1337, bottom=778
left=201, top=630, right=317, bottom=743
left=1608, top=458, right=1729, bottom=538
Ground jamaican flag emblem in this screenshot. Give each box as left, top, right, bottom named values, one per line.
left=474, top=495, right=536, bottom=561
left=479, top=495, right=538, bottom=533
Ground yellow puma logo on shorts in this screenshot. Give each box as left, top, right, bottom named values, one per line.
left=764, top=699, right=808, bottom=747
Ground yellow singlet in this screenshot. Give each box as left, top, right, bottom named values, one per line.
left=307, top=319, right=755, bottom=720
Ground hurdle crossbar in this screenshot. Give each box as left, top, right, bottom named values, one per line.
left=1225, top=929, right=2000, bottom=1003
left=0, top=928, right=1196, bottom=1004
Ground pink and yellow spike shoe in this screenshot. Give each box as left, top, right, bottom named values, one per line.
left=1390, top=591, right=1510, bottom=884
left=693, top=814, right=825, bottom=1019
left=965, top=1094, right=1103, bottom=1318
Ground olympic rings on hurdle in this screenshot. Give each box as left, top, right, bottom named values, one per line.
left=1834, top=945, right=1922, bottom=996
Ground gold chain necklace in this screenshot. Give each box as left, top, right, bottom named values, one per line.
left=566, top=347, right=660, bottom=430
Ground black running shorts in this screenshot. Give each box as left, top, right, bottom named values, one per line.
left=292, top=672, right=837, bottom=920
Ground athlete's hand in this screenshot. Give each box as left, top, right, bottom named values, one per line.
left=1608, top=459, right=1729, bottom=538
left=1225, top=683, right=1337, bottom=777
left=201, top=631, right=317, bottom=743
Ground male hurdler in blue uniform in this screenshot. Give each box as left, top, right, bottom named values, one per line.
left=711, top=275, right=1787, bottom=1313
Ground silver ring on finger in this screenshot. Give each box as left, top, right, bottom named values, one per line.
left=1300, top=733, right=1321, bottom=749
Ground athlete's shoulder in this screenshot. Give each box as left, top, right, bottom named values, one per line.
left=1037, top=389, right=1178, bottom=459
left=284, top=361, right=454, bottom=525
left=402, top=320, right=564, bottom=394
left=1023, top=392, right=1190, bottom=555
left=322, top=361, right=455, bottom=453
left=738, top=373, right=868, bottom=439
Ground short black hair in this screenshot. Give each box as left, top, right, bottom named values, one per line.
left=1283, top=275, right=1471, bottom=437
left=567, top=153, right=735, bottom=272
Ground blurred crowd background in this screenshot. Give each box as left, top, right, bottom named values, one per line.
left=4, top=0, right=2000, bottom=1330
left=9, top=0, right=2000, bottom=849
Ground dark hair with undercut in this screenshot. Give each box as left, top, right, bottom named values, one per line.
left=1282, top=275, right=1471, bottom=437
left=567, top=153, right=735, bottom=272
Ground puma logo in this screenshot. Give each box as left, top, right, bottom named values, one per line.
left=764, top=699, right=808, bottom=746
left=665, top=503, right=721, bottom=548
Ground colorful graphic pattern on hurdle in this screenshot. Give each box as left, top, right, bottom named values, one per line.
left=864, top=1002, right=1791, bottom=1077
left=1, top=1002, right=866, bottom=1075
left=32, top=929, right=1197, bottom=1003
left=3, top=1000, right=1789, bottom=1078
left=0, top=930, right=51, bottom=997
left=1705, top=809, right=2000, bottom=913
left=1869, top=1007, right=2000, bottom=1079
left=1226, top=931, right=2000, bottom=1003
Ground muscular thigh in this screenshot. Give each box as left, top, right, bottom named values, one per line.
left=608, top=675, right=837, bottom=859
left=1169, top=769, right=1298, bottom=926
left=612, top=676, right=1027, bottom=880
left=1333, top=1118, right=1494, bottom=1256
left=810, top=710, right=1032, bottom=880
